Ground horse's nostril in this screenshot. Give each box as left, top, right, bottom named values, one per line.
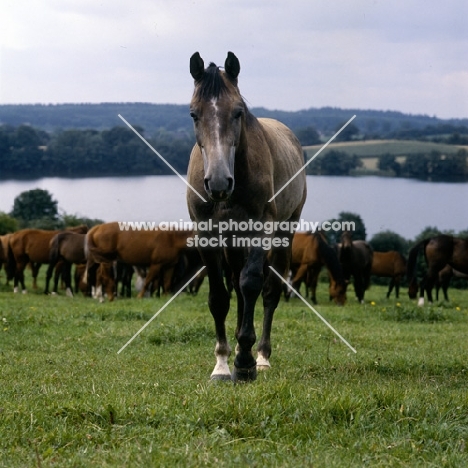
left=227, top=178, right=233, bottom=192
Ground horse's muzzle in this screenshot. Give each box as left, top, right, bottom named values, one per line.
left=204, top=177, right=234, bottom=202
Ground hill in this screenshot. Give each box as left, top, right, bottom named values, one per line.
left=1, top=103, right=468, bottom=138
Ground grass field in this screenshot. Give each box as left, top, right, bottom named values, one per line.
left=303, top=139, right=468, bottom=172
left=1, top=273, right=468, bottom=467
left=304, top=139, right=468, bottom=159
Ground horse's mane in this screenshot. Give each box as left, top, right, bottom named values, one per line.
left=195, top=62, right=229, bottom=100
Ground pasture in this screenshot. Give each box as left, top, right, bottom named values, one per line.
left=303, top=139, right=468, bottom=171
left=1, top=275, right=468, bottom=467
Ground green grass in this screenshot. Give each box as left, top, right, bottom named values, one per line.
left=304, top=139, right=468, bottom=160
left=1, top=273, right=468, bottom=467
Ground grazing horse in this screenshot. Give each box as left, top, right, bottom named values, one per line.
left=45, top=231, right=87, bottom=296
left=371, top=251, right=407, bottom=299
left=85, top=222, right=193, bottom=300
left=186, top=52, right=307, bottom=382
left=407, top=235, right=468, bottom=305
left=338, top=231, right=373, bottom=303
left=288, top=232, right=347, bottom=305
left=7, top=225, right=88, bottom=293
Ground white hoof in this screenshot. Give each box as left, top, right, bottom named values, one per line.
left=66, top=288, right=74, bottom=298
left=211, top=357, right=231, bottom=380
left=418, top=297, right=425, bottom=307
left=13, top=287, right=18, bottom=294
left=22, top=289, right=27, bottom=294
left=256, top=353, right=271, bottom=370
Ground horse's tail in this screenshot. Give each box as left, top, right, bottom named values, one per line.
left=407, top=239, right=430, bottom=286
left=84, top=230, right=112, bottom=264
left=315, top=233, right=345, bottom=285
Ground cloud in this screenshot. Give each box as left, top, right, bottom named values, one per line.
left=1, top=0, right=467, bottom=118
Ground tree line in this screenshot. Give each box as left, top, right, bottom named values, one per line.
left=1, top=118, right=467, bottom=180
left=0, top=124, right=193, bottom=178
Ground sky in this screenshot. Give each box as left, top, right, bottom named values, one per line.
left=1, top=0, right=467, bottom=119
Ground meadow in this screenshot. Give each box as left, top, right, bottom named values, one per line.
left=1, top=274, right=468, bottom=467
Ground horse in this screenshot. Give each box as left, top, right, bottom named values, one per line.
left=7, top=225, right=88, bottom=293
left=337, top=231, right=373, bottom=303
left=45, top=231, right=87, bottom=296
left=287, top=232, right=347, bottom=305
left=85, top=222, right=193, bottom=300
left=407, top=235, right=468, bottom=305
left=371, top=251, right=407, bottom=299
left=186, top=52, right=307, bottom=382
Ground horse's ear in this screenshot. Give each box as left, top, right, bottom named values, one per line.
left=225, top=51, right=240, bottom=82
left=190, top=52, right=205, bottom=82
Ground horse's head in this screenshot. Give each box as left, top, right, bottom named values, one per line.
left=189, top=51, right=245, bottom=202
left=329, top=273, right=348, bottom=306
left=341, top=231, right=353, bottom=248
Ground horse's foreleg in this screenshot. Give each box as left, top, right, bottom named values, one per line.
left=232, top=247, right=265, bottom=382
left=204, top=250, right=231, bottom=380
left=257, top=242, right=290, bottom=372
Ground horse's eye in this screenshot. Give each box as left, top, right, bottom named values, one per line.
left=190, top=112, right=199, bottom=122
left=234, top=110, right=243, bottom=120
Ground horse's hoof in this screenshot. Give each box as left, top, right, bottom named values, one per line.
left=417, top=298, right=425, bottom=307
left=210, top=373, right=232, bottom=382
left=232, top=365, right=257, bottom=383
left=256, top=353, right=271, bottom=371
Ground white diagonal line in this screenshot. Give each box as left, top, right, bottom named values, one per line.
left=117, top=266, right=206, bottom=354
left=118, top=114, right=207, bottom=202
left=268, top=115, right=357, bottom=202
left=268, top=266, right=357, bottom=353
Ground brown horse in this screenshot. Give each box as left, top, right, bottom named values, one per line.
left=45, top=231, right=87, bottom=296
left=337, top=231, right=373, bottom=303
left=408, top=235, right=468, bottom=305
left=371, top=251, right=407, bottom=299
left=85, top=222, right=193, bottom=300
left=7, top=225, right=88, bottom=293
left=186, top=52, right=307, bottom=382
left=288, top=232, right=347, bottom=305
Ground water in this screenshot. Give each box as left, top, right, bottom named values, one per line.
left=1, top=175, right=467, bottom=239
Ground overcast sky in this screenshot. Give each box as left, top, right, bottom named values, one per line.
left=1, top=1, right=467, bottom=119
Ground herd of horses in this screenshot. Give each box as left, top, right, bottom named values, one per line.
left=1, top=52, right=467, bottom=382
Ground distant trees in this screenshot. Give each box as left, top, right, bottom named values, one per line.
left=0, top=124, right=193, bottom=178
left=401, top=150, right=467, bottom=181
left=10, top=189, right=59, bottom=229
left=294, top=126, right=321, bottom=146
left=324, top=211, right=367, bottom=244
left=369, top=230, right=408, bottom=254
left=6, top=189, right=103, bottom=230
left=307, top=150, right=362, bottom=175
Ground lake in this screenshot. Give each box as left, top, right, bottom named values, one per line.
left=1, top=175, right=467, bottom=240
